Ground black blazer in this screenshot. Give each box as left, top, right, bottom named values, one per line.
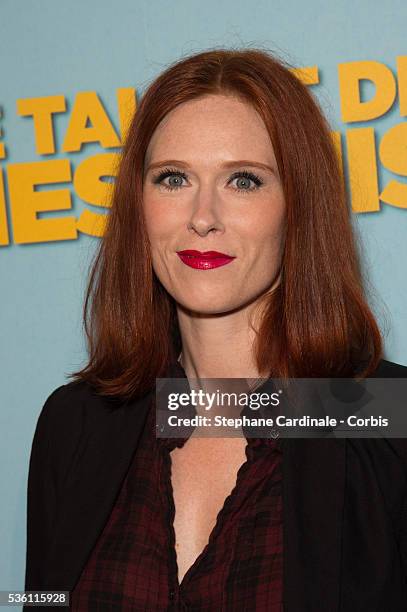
left=24, top=359, right=407, bottom=611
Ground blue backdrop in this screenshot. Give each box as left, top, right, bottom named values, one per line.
left=1, top=0, right=406, bottom=604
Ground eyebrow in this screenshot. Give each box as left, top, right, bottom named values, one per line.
left=145, top=159, right=276, bottom=174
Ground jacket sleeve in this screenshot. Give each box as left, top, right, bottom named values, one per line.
left=387, top=437, right=407, bottom=586
left=24, top=385, right=67, bottom=592
left=395, top=443, right=407, bottom=586
left=398, top=492, right=407, bottom=586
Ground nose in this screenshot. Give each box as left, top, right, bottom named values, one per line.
left=187, top=184, right=224, bottom=237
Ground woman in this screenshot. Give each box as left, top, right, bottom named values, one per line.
left=24, top=48, right=407, bottom=611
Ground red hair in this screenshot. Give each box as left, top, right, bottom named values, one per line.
left=70, top=48, right=383, bottom=399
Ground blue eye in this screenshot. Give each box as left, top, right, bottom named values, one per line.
left=151, top=167, right=264, bottom=193
left=151, top=168, right=187, bottom=191
left=228, top=170, right=263, bottom=192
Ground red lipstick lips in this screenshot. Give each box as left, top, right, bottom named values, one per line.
left=176, top=250, right=236, bottom=270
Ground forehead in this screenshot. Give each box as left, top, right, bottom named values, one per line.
left=145, top=94, right=276, bottom=166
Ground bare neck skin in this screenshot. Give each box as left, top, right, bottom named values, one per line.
left=176, top=294, right=268, bottom=382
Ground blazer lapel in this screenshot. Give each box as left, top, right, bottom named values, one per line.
left=282, top=436, right=346, bottom=611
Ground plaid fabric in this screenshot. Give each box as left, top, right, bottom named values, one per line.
left=71, top=397, right=283, bottom=611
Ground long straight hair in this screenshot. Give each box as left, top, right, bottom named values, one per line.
left=70, top=48, right=383, bottom=399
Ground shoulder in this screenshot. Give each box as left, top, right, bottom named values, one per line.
left=31, top=380, right=145, bottom=485
left=367, top=358, right=407, bottom=468
left=36, top=379, right=152, bottom=448
left=370, top=358, right=407, bottom=378
left=42, top=378, right=111, bottom=408
left=32, top=380, right=125, bottom=467
left=38, top=379, right=123, bottom=430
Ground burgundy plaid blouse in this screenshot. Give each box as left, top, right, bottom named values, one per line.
left=71, top=391, right=283, bottom=610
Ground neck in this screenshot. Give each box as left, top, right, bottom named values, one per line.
left=175, top=297, right=269, bottom=382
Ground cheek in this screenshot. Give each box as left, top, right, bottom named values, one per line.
left=243, top=203, right=286, bottom=256
left=143, top=197, right=179, bottom=244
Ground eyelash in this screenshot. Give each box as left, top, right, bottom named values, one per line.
left=151, top=167, right=264, bottom=193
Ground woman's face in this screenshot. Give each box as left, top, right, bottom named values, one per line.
left=142, top=94, right=286, bottom=316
